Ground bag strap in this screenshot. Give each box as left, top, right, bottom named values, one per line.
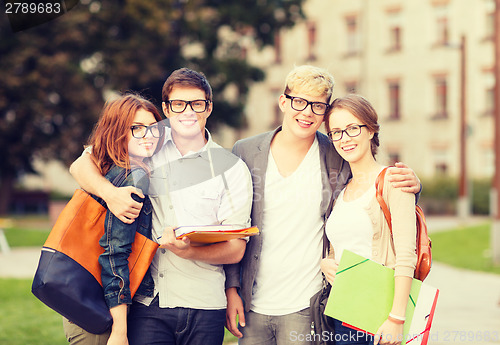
left=111, top=168, right=129, bottom=186
left=321, top=230, right=329, bottom=259
left=375, top=167, right=393, bottom=235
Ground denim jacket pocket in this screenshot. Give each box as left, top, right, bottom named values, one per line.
left=138, top=198, right=153, bottom=236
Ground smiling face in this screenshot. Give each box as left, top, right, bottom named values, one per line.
left=162, top=86, right=212, bottom=142
left=128, top=108, right=160, bottom=159
left=279, top=90, right=327, bottom=140
left=328, top=108, right=374, bottom=165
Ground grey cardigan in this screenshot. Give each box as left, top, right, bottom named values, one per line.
left=224, top=127, right=350, bottom=312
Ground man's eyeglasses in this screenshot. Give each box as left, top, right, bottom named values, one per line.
left=285, top=94, right=329, bottom=116
left=166, top=99, right=210, bottom=113
left=328, top=124, right=367, bottom=142
left=130, top=124, right=164, bottom=139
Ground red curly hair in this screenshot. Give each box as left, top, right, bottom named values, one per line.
left=87, top=93, right=163, bottom=175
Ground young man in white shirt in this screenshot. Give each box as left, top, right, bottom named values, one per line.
left=224, top=65, right=421, bottom=345
left=70, top=68, right=252, bottom=345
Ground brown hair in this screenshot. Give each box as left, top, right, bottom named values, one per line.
left=87, top=93, right=163, bottom=175
left=162, top=68, right=213, bottom=102
left=325, top=94, right=380, bottom=157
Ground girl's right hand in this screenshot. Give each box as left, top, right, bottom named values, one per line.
left=106, top=332, right=128, bottom=345
left=320, top=258, right=338, bottom=284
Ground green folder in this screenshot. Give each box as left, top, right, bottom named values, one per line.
left=324, top=250, right=421, bottom=337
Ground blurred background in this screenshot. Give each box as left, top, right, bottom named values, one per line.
left=0, top=0, right=497, bottom=221
left=1, top=1, right=500, bottom=344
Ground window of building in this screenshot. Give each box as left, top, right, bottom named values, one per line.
left=388, top=81, right=401, bottom=120
left=484, top=72, right=495, bottom=116
left=272, top=103, right=282, bottom=129
left=433, top=76, right=448, bottom=119
left=436, top=16, right=449, bottom=45
left=485, top=87, right=495, bottom=116
left=388, top=152, right=400, bottom=166
left=345, top=81, right=358, bottom=94
left=307, top=21, right=317, bottom=61
left=345, top=15, right=360, bottom=55
left=432, top=4, right=449, bottom=47
left=485, top=0, right=495, bottom=40
left=433, top=148, right=449, bottom=176
left=485, top=148, right=495, bottom=176
left=485, top=12, right=495, bottom=40
left=389, top=26, right=402, bottom=52
left=386, top=8, right=402, bottom=52
left=272, top=88, right=282, bottom=129
left=435, top=162, right=448, bottom=175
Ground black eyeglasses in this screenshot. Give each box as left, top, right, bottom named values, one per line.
left=166, top=99, right=210, bottom=113
left=285, top=94, right=329, bottom=116
left=130, top=124, right=164, bottom=139
left=328, top=124, right=367, bottom=141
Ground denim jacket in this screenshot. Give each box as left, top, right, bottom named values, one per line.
left=97, top=165, right=155, bottom=309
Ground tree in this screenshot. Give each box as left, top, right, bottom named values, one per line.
left=0, top=0, right=305, bottom=214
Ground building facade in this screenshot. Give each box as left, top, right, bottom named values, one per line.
left=21, top=0, right=496, bottom=198
left=235, top=0, right=496, bottom=179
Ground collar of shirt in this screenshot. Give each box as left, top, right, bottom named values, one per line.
left=164, top=127, right=213, bottom=159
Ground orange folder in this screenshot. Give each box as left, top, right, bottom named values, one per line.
left=175, top=225, right=259, bottom=244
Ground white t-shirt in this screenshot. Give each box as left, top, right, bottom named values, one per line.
left=251, top=138, right=324, bottom=315
left=325, top=185, right=374, bottom=264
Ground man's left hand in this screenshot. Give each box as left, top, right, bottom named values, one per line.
left=159, top=227, right=192, bottom=258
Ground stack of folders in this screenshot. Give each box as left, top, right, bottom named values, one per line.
left=174, top=225, right=259, bottom=244
left=325, top=250, right=439, bottom=345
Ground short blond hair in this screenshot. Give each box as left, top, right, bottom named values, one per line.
left=284, top=65, right=335, bottom=103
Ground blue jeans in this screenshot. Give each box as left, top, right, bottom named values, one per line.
left=127, top=296, right=226, bottom=345
left=239, top=309, right=312, bottom=345
left=333, top=319, right=373, bottom=345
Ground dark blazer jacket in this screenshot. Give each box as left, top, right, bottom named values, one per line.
left=224, top=127, right=351, bottom=312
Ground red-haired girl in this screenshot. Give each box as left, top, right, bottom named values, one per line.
left=63, top=93, right=163, bottom=345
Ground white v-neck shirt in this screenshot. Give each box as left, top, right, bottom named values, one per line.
left=326, top=185, right=375, bottom=264
left=251, top=138, right=324, bottom=315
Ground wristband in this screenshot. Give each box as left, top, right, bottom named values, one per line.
left=388, top=313, right=405, bottom=325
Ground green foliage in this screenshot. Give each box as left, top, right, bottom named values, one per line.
left=420, top=177, right=459, bottom=200
left=3, top=227, right=49, bottom=247
left=0, top=0, right=305, bottom=213
left=419, top=177, right=491, bottom=215
left=419, top=177, right=458, bottom=214
left=49, top=191, right=72, bottom=201
left=1, top=221, right=499, bottom=345
left=471, top=179, right=491, bottom=215
left=0, top=279, right=67, bottom=345
left=0, top=277, right=238, bottom=344
left=431, top=223, right=500, bottom=275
